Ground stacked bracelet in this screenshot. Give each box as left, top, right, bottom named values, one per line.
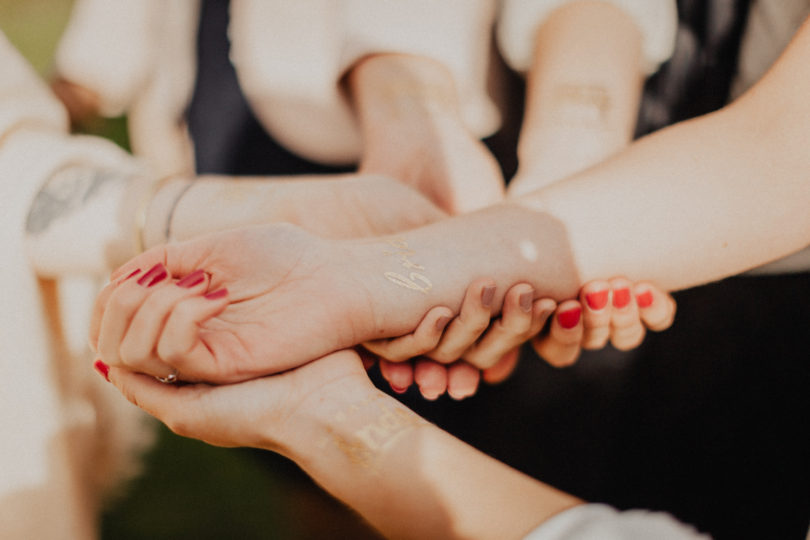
left=134, top=173, right=193, bottom=253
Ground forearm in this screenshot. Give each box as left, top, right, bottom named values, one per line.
left=515, top=1, right=643, bottom=186
left=287, top=387, right=580, bottom=540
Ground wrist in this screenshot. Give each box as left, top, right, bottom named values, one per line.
left=141, top=176, right=194, bottom=249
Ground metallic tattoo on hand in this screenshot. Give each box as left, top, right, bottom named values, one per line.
left=382, top=238, right=433, bottom=294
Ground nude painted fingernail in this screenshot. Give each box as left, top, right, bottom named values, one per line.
left=481, top=286, right=496, bottom=308
left=421, top=388, right=442, bottom=401
left=137, top=263, right=167, bottom=287
left=585, top=290, right=609, bottom=310
left=558, top=307, right=581, bottom=329
left=391, top=384, right=409, bottom=394
left=176, top=269, right=206, bottom=288
left=435, top=316, right=452, bottom=332
left=636, top=290, right=654, bottom=308
left=204, top=288, right=228, bottom=300
left=93, top=360, right=110, bottom=382
left=519, top=291, right=533, bottom=313
left=612, top=288, right=631, bottom=308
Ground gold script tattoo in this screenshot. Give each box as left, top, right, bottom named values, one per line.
left=382, top=238, right=433, bottom=294
left=552, top=84, right=611, bottom=126
left=325, top=395, right=426, bottom=472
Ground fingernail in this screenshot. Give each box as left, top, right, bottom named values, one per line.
left=176, top=269, right=206, bottom=288
left=421, top=388, right=442, bottom=401
left=585, top=290, right=609, bottom=310
left=391, top=384, right=409, bottom=394
left=613, top=288, right=631, bottom=308
left=122, top=268, right=141, bottom=281
left=93, top=360, right=110, bottom=382
left=204, top=288, right=228, bottom=300
left=137, top=263, right=167, bottom=287
left=481, top=286, right=496, bottom=308
left=435, top=315, right=452, bottom=332
left=519, top=291, right=533, bottom=313
left=636, top=290, right=653, bottom=308
left=558, top=307, right=581, bottom=329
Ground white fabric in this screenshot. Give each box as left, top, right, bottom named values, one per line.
left=1, top=32, right=152, bottom=536
left=55, top=0, right=500, bottom=168
left=524, top=503, right=711, bottom=540
left=497, top=0, right=678, bottom=75
left=229, top=0, right=500, bottom=165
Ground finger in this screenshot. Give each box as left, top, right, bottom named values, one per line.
left=482, top=348, right=520, bottom=384
left=414, top=357, right=449, bottom=400
left=98, top=263, right=170, bottom=367
left=429, top=278, right=496, bottom=364
left=580, top=280, right=612, bottom=350
left=446, top=362, right=481, bottom=400
left=119, top=270, right=210, bottom=377
left=465, top=290, right=555, bottom=369
left=532, top=299, right=584, bottom=367
left=105, top=364, right=204, bottom=438
left=379, top=359, right=415, bottom=394
left=89, top=267, right=145, bottom=352
left=634, top=282, right=677, bottom=332
left=151, top=288, right=230, bottom=380
left=363, top=306, right=454, bottom=363
left=609, top=278, right=646, bottom=351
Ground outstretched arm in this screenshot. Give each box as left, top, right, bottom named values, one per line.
left=97, top=349, right=706, bottom=539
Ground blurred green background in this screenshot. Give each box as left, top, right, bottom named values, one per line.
left=0, top=1, right=379, bottom=537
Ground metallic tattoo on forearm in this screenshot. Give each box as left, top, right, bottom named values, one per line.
left=26, top=165, right=133, bottom=235
left=324, top=394, right=427, bottom=471
left=382, top=238, right=433, bottom=294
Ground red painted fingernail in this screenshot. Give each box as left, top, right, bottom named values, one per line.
left=519, top=291, right=533, bottom=313
left=481, top=286, right=496, bottom=308
left=558, top=307, right=581, bottom=329
left=123, top=268, right=141, bottom=281
left=93, top=360, right=110, bottom=382
left=204, top=288, right=228, bottom=300
left=636, top=290, right=654, bottom=308
left=176, top=269, right=206, bottom=288
left=435, top=315, right=452, bottom=332
left=137, top=263, right=167, bottom=287
left=585, top=290, right=609, bottom=310
left=613, top=288, right=631, bottom=308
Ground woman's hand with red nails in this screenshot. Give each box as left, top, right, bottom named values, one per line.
left=532, top=278, right=677, bottom=366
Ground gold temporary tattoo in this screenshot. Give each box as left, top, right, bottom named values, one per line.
left=383, top=238, right=433, bottom=294
left=329, top=394, right=426, bottom=472
left=552, top=84, right=611, bottom=126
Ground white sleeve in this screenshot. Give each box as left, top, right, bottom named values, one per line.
left=229, top=0, right=500, bottom=165
left=524, top=504, right=711, bottom=540
left=497, top=0, right=678, bottom=75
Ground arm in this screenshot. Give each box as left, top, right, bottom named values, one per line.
left=101, top=349, right=580, bottom=540
left=508, top=0, right=645, bottom=194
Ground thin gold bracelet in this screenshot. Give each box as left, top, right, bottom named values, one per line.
left=134, top=173, right=190, bottom=254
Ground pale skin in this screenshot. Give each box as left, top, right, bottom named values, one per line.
left=90, top=15, right=810, bottom=384
left=41, top=41, right=667, bottom=398
left=97, top=349, right=583, bottom=540
left=366, top=1, right=676, bottom=386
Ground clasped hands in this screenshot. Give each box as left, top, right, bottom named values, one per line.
left=90, top=223, right=675, bottom=402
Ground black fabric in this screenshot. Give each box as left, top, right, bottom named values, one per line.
left=184, top=1, right=810, bottom=539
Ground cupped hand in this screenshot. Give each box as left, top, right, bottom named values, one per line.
left=98, top=349, right=375, bottom=451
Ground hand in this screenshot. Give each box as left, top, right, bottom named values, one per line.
left=163, top=174, right=448, bottom=246
left=533, top=278, right=676, bottom=366
left=90, top=224, right=384, bottom=383
left=97, top=348, right=375, bottom=451
left=350, top=54, right=505, bottom=214
left=365, top=280, right=557, bottom=397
